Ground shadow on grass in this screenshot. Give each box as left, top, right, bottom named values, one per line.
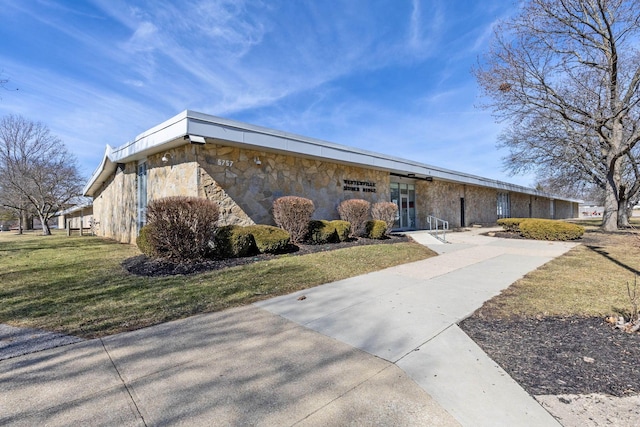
left=586, top=245, right=640, bottom=276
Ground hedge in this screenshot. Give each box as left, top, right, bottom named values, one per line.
left=365, top=220, right=388, bottom=239
left=518, top=219, right=584, bottom=241
left=497, top=218, right=529, bottom=232
left=243, top=225, right=291, bottom=253
left=307, top=220, right=351, bottom=244
left=212, top=225, right=258, bottom=258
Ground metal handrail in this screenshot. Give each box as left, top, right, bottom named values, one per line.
left=427, top=215, right=449, bottom=242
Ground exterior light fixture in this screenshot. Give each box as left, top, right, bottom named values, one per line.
left=161, top=152, right=171, bottom=163
left=425, top=176, right=433, bottom=182
left=184, top=135, right=206, bottom=144
left=407, top=173, right=416, bottom=178
left=254, top=157, right=262, bottom=165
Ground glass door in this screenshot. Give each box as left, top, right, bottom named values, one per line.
left=390, top=182, right=416, bottom=230
left=401, top=194, right=409, bottom=228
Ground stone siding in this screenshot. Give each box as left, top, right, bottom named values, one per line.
left=147, top=147, right=199, bottom=201
left=90, top=141, right=580, bottom=243
left=420, top=180, right=465, bottom=228
left=510, top=193, right=532, bottom=218
left=197, top=144, right=389, bottom=226
left=554, top=200, right=576, bottom=219
left=531, top=197, right=551, bottom=219
left=92, top=163, right=137, bottom=243
left=465, top=185, right=498, bottom=226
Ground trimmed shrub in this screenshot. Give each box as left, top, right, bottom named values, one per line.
left=243, top=225, right=291, bottom=253
left=307, top=220, right=339, bottom=244
left=145, top=196, right=220, bottom=261
left=497, top=218, right=528, bottom=232
left=338, top=199, right=371, bottom=237
left=212, top=225, right=258, bottom=258
left=519, top=219, right=585, bottom=241
left=307, top=220, right=352, bottom=244
left=136, top=224, right=156, bottom=257
left=329, top=220, right=351, bottom=242
left=371, top=201, right=398, bottom=234
left=365, top=220, right=388, bottom=239
left=272, top=196, right=315, bottom=243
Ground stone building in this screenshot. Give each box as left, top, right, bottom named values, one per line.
left=84, top=110, right=579, bottom=244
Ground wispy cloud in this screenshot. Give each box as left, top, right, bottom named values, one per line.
left=0, top=0, right=529, bottom=185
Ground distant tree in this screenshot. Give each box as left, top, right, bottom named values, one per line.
left=0, top=115, right=83, bottom=235
left=475, top=0, right=640, bottom=231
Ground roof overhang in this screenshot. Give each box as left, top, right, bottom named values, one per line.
left=84, top=110, right=582, bottom=203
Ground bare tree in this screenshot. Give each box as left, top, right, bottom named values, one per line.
left=475, top=0, right=640, bottom=231
left=0, top=115, right=83, bottom=235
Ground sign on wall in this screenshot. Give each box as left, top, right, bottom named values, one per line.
left=343, top=179, right=377, bottom=193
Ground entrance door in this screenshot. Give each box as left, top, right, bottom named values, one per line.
left=400, top=194, right=409, bottom=229
left=390, top=182, right=416, bottom=230
left=460, top=197, right=465, bottom=227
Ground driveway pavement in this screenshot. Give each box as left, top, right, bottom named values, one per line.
left=1, top=228, right=577, bottom=426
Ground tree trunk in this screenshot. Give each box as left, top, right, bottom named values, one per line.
left=17, top=214, right=22, bottom=235
left=617, top=183, right=631, bottom=228
left=602, top=173, right=619, bottom=231
left=618, top=203, right=630, bottom=228
left=39, top=214, right=51, bottom=236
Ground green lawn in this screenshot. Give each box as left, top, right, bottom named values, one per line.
left=0, top=231, right=435, bottom=338
left=477, top=222, right=640, bottom=320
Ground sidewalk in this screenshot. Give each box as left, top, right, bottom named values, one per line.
left=1, top=228, right=576, bottom=426
left=256, top=228, right=577, bottom=426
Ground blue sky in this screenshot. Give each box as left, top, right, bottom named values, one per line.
left=0, top=0, right=533, bottom=186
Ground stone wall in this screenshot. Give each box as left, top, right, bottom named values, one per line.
left=554, top=200, right=577, bottom=219
left=92, top=163, right=137, bottom=243
left=419, top=180, right=465, bottom=228
left=197, top=144, right=390, bottom=226
left=147, top=146, right=199, bottom=201
left=90, top=140, right=579, bottom=243
left=510, top=193, right=532, bottom=218
left=531, top=197, right=551, bottom=219
left=465, top=185, right=498, bottom=226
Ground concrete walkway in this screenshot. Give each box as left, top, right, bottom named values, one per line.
left=256, top=228, right=577, bottom=426
left=0, top=228, right=576, bottom=426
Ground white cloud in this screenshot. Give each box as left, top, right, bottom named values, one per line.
left=0, top=0, right=536, bottom=188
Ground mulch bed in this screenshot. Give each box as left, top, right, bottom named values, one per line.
left=122, top=234, right=411, bottom=277
left=459, top=316, right=640, bottom=397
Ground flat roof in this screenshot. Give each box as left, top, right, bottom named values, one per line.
left=84, top=110, right=580, bottom=203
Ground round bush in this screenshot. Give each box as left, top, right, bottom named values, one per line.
left=307, top=220, right=340, bottom=244
left=365, top=220, right=388, bottom=239
left=145, top=196, right=220, bottom=261
left=337, top=199, right=371, bottom=237
left=371, top=201, right=398, bottom=234
left=212, top=225, right=258, bottom=259
left=328, top=220, right=351, bottom=242
left=519, top=219, right=584, bottom=241
left=243, top=225, right=291, bottom=253
left=136, top=224, right=156, bottom=257
left=272, top=196, right=315, bottom=243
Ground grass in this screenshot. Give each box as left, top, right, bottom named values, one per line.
left=0, top=231, right=435, bottom=338
left=478, top=220, right=640, bottom=320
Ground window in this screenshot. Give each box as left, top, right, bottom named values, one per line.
left=137, top=161, right=147, bottom=232
left=497, top=192, right=510, bottom=219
